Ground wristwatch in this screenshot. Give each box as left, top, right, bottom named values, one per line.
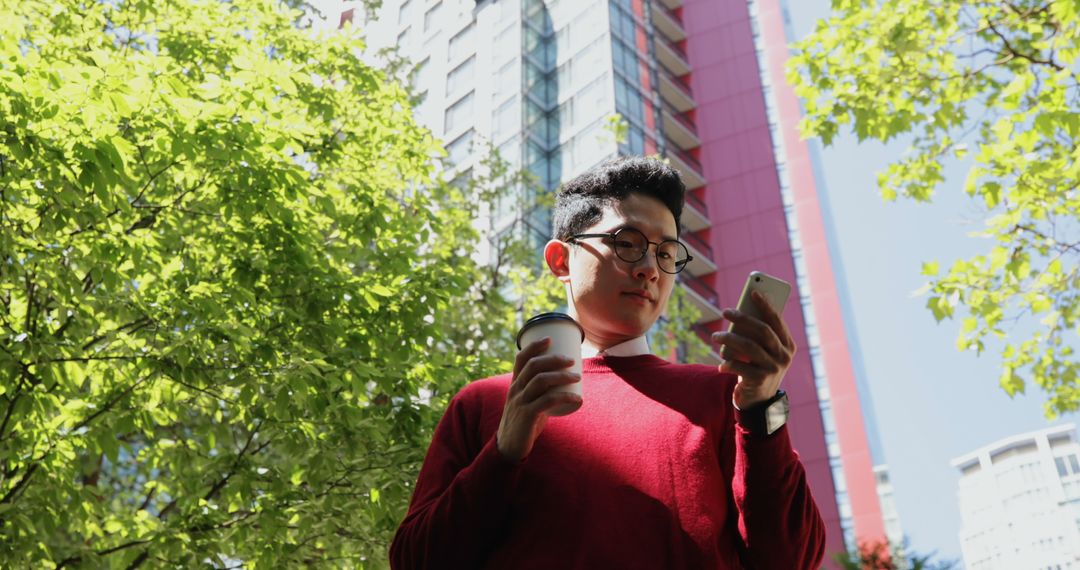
left=735, top=390, right=789, bottom=436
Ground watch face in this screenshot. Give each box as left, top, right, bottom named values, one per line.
left=765, top=392, right=790, bottom=435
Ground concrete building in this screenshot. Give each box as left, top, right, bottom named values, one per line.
left=951, top=424, right=1080, bottom=570
left=338, top=0, right=895, bottom=558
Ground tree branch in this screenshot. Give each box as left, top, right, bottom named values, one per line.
left=0, top=463, right=38, bottom=504
left=986, top=18, right=1063, bottom=71
left=70, top=372, right=155, bottom=434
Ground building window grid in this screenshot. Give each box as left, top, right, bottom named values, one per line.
left=519, top=0, right=561, bottom=196
left=609, top=0, right=648, bottom=45
left=611, top=64, right=659, bottom=153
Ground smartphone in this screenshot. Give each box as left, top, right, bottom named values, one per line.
left=727, top=271, right=792, bottom=335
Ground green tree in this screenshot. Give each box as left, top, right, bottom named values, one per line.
left=0, top=0, right=557, bottom=566
left=652, top=285, right=715, bottom=363
left=788, top=1, right=1080, bottom=416
left=0, top=0, right=716, bottom=566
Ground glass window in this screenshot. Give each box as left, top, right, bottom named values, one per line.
left=575, top=75, right=606, bottom=120
left=610, top=3, right=636, bottom=43
left=410, top=57, right=430, bottom=91
left=526, top=139, right=546, bottom=167
left=493, top=24, right=516, bottom=63
left=397, top=26, right=412, bottom=47
left=555, top=24, right=571, bottom=55
left=558, top=98, right=573, bottom=132
left=423, top=2, right=442, bottom=33
left=493, top=183, right=522, bottom=222
left=446, top=56, right=475, bottom=96
left=572, top=37, right=604, bottom=86
left=498, top=136, right=521, bottom=167
left=524, top=61, right=546, bottom=93
left=398, top=0, right=414, bottom=25
left=523, top=26, right=555, bottom=69
left=570, top=3, right=602, bottom=52
left=625, top=124, right=644, bottom=155
left=1071, top=455, right=1080, bottom=475
left=556, top=60, right=571, bottom=89
left=493, top=97, right=518, bottom=142
left=493, top=60, right=517, bottom=101
left=448, top=22, right=476, bottom=62
left=445, top=91, right=474, bottom=133
left=446, top=130, right=474, bottom=166
left=413, top=90, right=429, bottom=119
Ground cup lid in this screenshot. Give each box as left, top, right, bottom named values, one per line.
left=515, top=312, right=585, bottom=349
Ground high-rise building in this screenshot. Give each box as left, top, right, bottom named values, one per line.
left=339, top=0, right=892, bottom=559
left=951, top=424, right=1080, bottom=570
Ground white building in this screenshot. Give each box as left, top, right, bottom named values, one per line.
left=874, top=464, right=904, bottom=552
left=951, top=424, right=1080, bottom=570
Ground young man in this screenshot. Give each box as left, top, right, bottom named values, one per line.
left=390, top=157, right=826, bottom=568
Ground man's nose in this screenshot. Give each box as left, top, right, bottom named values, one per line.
left=633, top=249, right=660, bottom=281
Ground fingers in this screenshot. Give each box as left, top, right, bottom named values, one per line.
left=711, top=330, right=773, bottom=365
left=720, top=308, right=785, bottom=359
left=512, top=337, right=551, bottom=385
left=512, top=342, right=575, bottom=396
left=520, top=370, right=581, bottom=404
left=718, top=358, right=772, bottom=380
left=526, top=389, right=583, bottom=416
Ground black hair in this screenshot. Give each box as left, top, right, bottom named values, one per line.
left=552, top=156, right=685, bottom=241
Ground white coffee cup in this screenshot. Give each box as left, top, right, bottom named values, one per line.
left=515, top=312, right=584, bottom=417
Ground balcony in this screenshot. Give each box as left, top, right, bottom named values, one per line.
left=679, top=271, right=723, bottom=322
left=655, top=34, right=691, bottom=77
left=659, top=68, right=695, bottom=113
left=666, top=146, right=705, bottom=190
left=662, top=103, right=700, bottom=151
left=682, top=190, right=709, bottom=232
left=650, top=1, right=686, bottom=43
left=682, top=230, right=717, bottom=277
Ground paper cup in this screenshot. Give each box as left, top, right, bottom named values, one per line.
left=516, top=312, right=585, bottom=416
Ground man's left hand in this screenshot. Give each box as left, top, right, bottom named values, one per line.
left=711, top=291, right=797, bottom=409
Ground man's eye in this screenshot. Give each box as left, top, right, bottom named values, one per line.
left=615, top=241, right=637, bottom=248
left=657, top=252, right=672, bottom=260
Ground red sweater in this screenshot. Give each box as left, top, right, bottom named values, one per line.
left=390, top=354, right=826, bottom=569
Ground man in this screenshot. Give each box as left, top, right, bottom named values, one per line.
left=390, top=157, right=826, bottom=568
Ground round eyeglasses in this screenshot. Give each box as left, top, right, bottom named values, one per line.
left=568, top=227, right=693, bottom=274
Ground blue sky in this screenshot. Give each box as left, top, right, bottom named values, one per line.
left=786, top=0, right=1080, bottom=562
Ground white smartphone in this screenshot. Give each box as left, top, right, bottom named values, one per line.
left=727, top=271, right=792, bottom=335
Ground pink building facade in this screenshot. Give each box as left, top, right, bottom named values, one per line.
left=664, top=0, right=888, bottom=557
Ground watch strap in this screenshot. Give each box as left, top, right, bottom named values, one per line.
left=735, top=390, right=789, bottom=436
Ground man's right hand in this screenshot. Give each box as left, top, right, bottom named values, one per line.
left=496, top=337, right=582, bottom=463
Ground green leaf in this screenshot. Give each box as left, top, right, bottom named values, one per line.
left=369, top=284, right=394, bottom=297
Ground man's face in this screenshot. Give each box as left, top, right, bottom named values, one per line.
left=558, top=192, right=678, bottom=348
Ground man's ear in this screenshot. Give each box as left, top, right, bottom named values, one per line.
left=544, top=239, right=572, bottom=284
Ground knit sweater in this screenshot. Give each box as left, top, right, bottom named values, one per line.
left=390, top=354, right=826, bottom=569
